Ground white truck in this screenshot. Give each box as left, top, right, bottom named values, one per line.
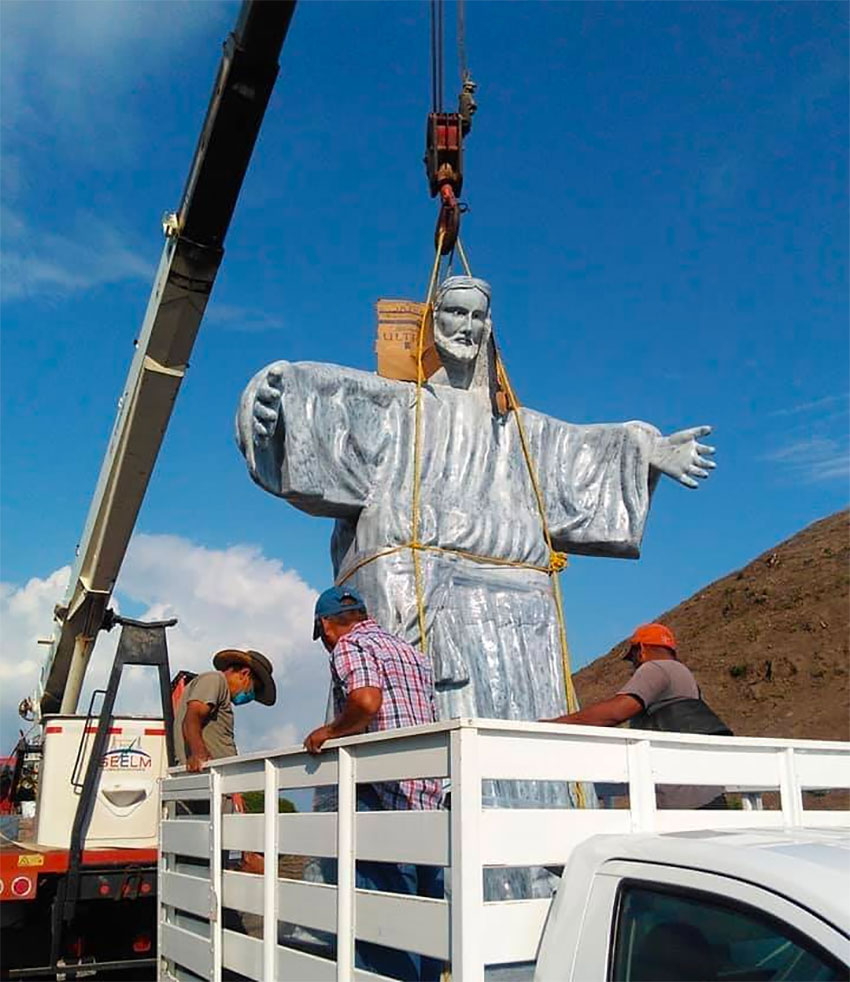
left=157, top=718, right=850, bottom=982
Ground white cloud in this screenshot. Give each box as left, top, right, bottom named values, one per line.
left=0, top=1, right=231, bottom=158
left=0, top=535, right=326, bottom=758
left=0, top=2, right=232, bottom=303
left=769, top=393, right=849, bottom=418
left=0, top=207, right=152, bottom=302
left=265, top=722, right=300, bottom=751
left=763, top=436, right=850, bottom=484
left=206, top=302, right=286, bottom=334
left=762, top=392, right=850, bottom=485
left=0, top=567, right=70, bottom=705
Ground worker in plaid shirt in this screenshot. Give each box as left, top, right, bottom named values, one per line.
left=305, top=585, right=442, bottom=808
left=305, top=585, right=444, bottom=981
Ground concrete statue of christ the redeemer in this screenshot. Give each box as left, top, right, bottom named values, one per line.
left=236, top=274, right=716, bottom=794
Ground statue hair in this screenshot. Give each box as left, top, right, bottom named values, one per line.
left=434, top=275, right=492, bottom=308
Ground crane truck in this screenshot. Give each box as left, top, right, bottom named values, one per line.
left=0, top=3, right=296, bottom=977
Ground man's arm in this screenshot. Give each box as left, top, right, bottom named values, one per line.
left=183, top=700, right=213, bottom=771
left=543, top=693, right=643, bottom=727
left=304, top=686, right=383, bottom=754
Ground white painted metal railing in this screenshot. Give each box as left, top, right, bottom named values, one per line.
left=157, top=719, right=850, bottom=982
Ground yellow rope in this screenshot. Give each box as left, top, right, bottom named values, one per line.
left=495, top=351, right=586, bottom=807
left=410, top=240, right=579, bottom=711
left=494, top=355, right=579, bottom=715
left=455, top=237, right=472, bottom=276
left=358, top=235, right=585, bottom=805
left=336, top=542, right=557, bottom=587
left=411, top=231, right=447, bottom=651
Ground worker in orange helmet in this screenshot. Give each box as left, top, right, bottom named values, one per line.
left=544, top=622, right=731, bottom=809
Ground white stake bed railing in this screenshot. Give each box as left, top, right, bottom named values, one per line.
left=157, top=719, right=850, bottom=982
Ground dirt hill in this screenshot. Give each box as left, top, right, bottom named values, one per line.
left=573, top=510, right=850, bottom=742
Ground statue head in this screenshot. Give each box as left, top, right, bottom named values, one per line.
left=432, top=276, right=492, bottom=384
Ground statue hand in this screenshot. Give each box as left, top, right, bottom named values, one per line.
left=253, top=366, right=284, bottom=445
left=652, top=425, right=716, bottom=489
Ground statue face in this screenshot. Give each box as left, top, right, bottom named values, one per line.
left=433, top=287, right=490, bottom=366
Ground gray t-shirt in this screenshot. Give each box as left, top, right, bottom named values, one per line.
left=619, top=659, right=700, bottom=710
left=619, top=659, right=723, bottom=809
left=174, top=671, right=237, bottom=764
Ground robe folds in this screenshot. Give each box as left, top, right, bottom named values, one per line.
left=238, top=361, right=662, bottom=898
left=238, top=361, right=658, bottom=739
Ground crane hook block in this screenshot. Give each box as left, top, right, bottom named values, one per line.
left=425, top=113, right=465, bottom=254
left=425, top=113, right=464, bottom=199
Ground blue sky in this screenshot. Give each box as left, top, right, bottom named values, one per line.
left=1, top=1, right=847, bottom=754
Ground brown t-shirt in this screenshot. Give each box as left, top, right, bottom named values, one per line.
left=174, top=671, right=237, bottom=764
left=619, top=659, right=723, bottom=809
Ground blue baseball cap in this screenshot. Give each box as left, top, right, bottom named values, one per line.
left=312, top=585, right=367, bottom=639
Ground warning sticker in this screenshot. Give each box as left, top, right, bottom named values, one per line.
left=17, top=855, right=44, bottom=867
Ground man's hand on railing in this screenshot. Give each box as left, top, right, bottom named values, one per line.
left=187, top=747, right=212, bottom=772
left=184, top=700, right=213, bottom=771
left=304, top=687, right=383, bottom=754
left=304, top=725, right=332, bottom=755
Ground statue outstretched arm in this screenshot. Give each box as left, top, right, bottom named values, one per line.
left=532, top=415, right=716, bottom=559
left=236, top=360, right=400, bottom=518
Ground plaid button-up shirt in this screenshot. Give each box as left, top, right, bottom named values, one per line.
left=330, top=619, right=443, bottom=811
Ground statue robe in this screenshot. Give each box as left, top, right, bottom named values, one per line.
left=238, top=360, right=659, bottom=761
left=238, top=360, right=663, bottom=900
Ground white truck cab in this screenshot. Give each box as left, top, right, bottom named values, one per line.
left=536, top=828, right=850, bottom=981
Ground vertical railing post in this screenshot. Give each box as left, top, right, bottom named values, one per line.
left=779, top=747, right=803, bottom=827
left=210, top=768, right=222, bottom=982
left=627, top=739, right=657, bottom=832
left=336, top=747, right=356, bottom=981
left=157, top=782, right=169, bottom=981
left=450, top=724, right=483, bottom=982
left=264, top=759, right=278, bottom=982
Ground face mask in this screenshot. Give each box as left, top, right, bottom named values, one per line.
left=232, top=689, right=255, bottom=706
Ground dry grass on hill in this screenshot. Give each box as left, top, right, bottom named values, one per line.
left=574, top=510, right=850, bottom=742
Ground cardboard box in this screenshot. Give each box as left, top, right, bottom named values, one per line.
left=375, top=299, right=442, bottom=382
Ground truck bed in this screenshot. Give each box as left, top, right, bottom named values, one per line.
left=157, top=718, right=850, bottom=982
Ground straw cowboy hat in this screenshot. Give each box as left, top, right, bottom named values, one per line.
left=212, top=648, right=277, bottom=705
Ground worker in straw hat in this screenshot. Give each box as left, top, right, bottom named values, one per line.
left=174, top=648, right=276, bottom=773
left=544, top=622, right=731, bottom=809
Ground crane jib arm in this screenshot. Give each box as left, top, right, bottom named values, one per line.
left=38, top=0, right=296, bottom=717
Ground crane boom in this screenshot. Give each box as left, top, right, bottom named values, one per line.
left=37, top=0, right=296, bottom=718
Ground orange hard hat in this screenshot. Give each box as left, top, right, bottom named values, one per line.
left=625, top=622, right=677, bottom=655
